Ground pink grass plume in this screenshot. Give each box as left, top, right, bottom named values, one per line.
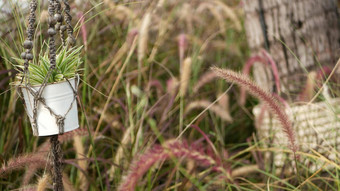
left=211, top=67, right=298, bottom=153
left=0, top=154, right=48, bottom=177
left=118, top=140, right=226, bottom=191
left=178, top=33, right=188, bottom=65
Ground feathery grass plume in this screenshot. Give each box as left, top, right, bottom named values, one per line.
left=212, top=0, right=241, bottom=31
left=180, top=3, right=194, bottom=34
left=118, top=145, right=167, bottom=191
left=298, top=71, right=317, bottom=101
left=103, top=0, right=134, bottom=21
left=118, top=139, right=225, bottom=191
left=166, top=77, right=179, bottom=96
left=178, top=33, right=188, bottom=65
left=103, top=0, right=115, bottom=9
left=138, top=13, right=151, bottom=64
left=211, top=67, right=298, bottom=152
left=193, top=71, right=218, bottom=93
left=197, top=3, right=226, bottom=33
left=231, top=165, right=259, bottom=177
left=22, top=129, right=90, bottom=185
left=112, top=5, right=135, bottom=21
left=180, top=57, right=192, bottom=96
left=36, top=128, right=89, bottom=153
left=36, top=174, right=50, bottom=191
left=147, top=16, right=169, bottom=62
left=185, top=100, right=233, bottom=122
left=0, top=154, right=48, bottom=177
left=22, top=164, right=41, bottom=185
left=73, top=136, right=88, bottom=191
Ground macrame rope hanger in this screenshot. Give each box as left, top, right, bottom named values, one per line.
left=20, top=0, right=77, bottom=190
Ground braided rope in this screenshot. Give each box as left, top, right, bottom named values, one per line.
left=54, top=0, right=66, bottom=46
left=50, top=135, right=63, bottom=191
left=21, top=0, right=38, bottom=134
left=22, top=0, right=37, bottom=75
left=46, top=1, right=65, bottom=190
left=62, top=0, right=75, bottom=46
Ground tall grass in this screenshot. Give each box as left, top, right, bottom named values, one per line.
left=0, top=0, right=339, bottom=190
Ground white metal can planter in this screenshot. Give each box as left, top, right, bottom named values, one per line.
left=20, top=77, right=79, bottom=136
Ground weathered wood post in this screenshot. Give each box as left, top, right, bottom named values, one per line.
left=243, top=0, right=340, bottom=99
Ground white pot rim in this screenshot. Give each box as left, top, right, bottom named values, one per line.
left=18, top=75, right=79, bottom=88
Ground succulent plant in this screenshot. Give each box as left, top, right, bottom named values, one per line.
left=14, top=46, right=82, bottom=86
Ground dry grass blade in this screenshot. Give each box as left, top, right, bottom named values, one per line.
left=138, top=13, right=151, bottom=64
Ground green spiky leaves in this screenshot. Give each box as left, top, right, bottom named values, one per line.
left=14, top=46, right=83, bottom=85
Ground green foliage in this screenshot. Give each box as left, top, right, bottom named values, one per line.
left=14, top=46, right=82, bottom=85
left=2, top=0, right=340, bottom=190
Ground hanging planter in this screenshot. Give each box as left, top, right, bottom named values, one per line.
left=10, top=0, right=81, bottom=139
left=14, top=46, right=82, bottom=136
left=20, top=76, right=79, bottom=136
